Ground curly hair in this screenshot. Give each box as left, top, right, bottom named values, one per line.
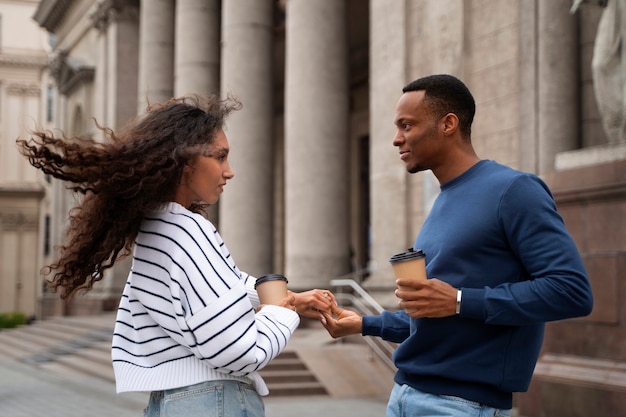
left=16, top=94, right=241, bottom=300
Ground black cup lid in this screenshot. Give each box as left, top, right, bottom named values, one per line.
left=255, top=274, right=288, bottom=288
left=389, top=248, right=425, bottom=264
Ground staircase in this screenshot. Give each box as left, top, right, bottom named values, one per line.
left=260, top=350, right=327, bottom=396
left=0, top=314, right=116, bottom=381
left=0, top=314, right=326, bottom=397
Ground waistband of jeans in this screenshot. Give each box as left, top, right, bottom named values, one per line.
left=154, top=378, right=255, bottom=397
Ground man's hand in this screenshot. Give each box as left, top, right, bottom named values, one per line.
left=321, top=305, right=363, bottom=338
left=291, top=289, right=336, bottom=323
left=395, top=278, right=458, bottom=318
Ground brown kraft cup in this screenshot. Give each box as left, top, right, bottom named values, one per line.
left=389, top=248, right=427, bottom=287
left=254, top=274, right=289, bottom=305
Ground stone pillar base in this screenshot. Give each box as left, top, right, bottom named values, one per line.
left=39, top=294, right=119, bottom=319
left=517, top=354, right=626, bottom=416
left=39, top=295, right=66, bottom=318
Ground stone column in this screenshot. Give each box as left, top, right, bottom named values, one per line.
left=366, top=0, right=408, bottom=293
left=137, top=0, right=174, bottom=114
left=109, top=4, right=140, bottom=127
left=93, top=15, right=108, bottom=137
left=519, top=0, right=539, bottom=174
left=174, top=0, right=221, bottom=223
left=284, top=0, right=350, bottom=289
left=537, top=0, right=579, bottom=174
left=107, top=3, right=140, bottom=308
left=174, top=0, right=220, bottom=96
left=219, top=0, right=274, bottom=276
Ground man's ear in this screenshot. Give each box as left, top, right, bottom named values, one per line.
left=441, top=113, right=459, bottom=136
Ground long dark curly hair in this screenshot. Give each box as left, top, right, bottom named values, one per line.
left=16, top=94, right=241, bottom=300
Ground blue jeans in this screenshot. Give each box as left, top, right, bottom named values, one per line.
left=387, top=383, right=510, bottom=417
left=144, top=380, right=265, bottom=417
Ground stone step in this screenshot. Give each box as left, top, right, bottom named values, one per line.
left=260, top=351, right=328, bottom=396
left=0, top=325, right=110, bottom=366
left=46, top=351, right=116, bottom=383
left=0, top=314, right=113, bottom=358
left=265, top=381, right=328, bottom=397
left=260, top=369, right=319, bottom=383
left=263, top=356, right=308, bottom=371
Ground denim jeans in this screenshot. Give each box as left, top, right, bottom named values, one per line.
left=144, top=380, right=265, bottom=417
left=386, top=383, right=510, bottom=417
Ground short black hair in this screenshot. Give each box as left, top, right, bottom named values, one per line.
left=402, top=74, right=475, bottom=138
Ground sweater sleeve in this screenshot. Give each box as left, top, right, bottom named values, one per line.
left=134, top=210, right=299, bottom=376
left=242, top=272, right=261, bottom=308
left=460, top=175, right=593, bottom=325
left=185, top=280, right=299, bottom=374
left=362, top=310, right=411, bottom=343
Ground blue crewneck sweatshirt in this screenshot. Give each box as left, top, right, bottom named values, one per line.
left=362, top=160, right=593, bottom=409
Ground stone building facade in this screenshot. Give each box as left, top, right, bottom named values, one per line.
left=0, top=0, right=49, bottom=319
left=20, top=0, right=626, bottom=415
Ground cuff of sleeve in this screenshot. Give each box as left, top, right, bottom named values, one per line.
left=257, top=305, right=300, bottom=332
left=361, top=315, right=382, bottom=337
left=457, top=287, right=486, bottom=320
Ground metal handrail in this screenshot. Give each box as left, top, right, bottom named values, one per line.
left=330, top=278, right=397, bottom=371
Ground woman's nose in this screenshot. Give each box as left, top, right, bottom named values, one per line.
left=224, top=162, right=234, bottom=179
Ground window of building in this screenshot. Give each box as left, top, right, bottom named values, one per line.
left=44, top=215, right=50, bottom=256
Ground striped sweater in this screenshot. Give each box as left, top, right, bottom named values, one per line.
left=111, top=202, right=300, bottom=395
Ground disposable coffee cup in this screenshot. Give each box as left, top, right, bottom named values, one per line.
left=255, top=274, right=289, bottom=306
left=389, top=248, right=427, bottom=284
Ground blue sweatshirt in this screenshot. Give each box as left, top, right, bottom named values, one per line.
left=362, top=160, right=593, bottom=409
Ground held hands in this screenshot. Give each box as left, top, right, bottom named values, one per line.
left=290, top=289, right=337, bottom=323
left=288, top=289, right=363, bottom=337
left=395, top=278, right=458, bottom=318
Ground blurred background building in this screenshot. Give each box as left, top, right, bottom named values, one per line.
left=0, top=0, right=48, bottom=320
left=0, top=0, right=624, bottom=415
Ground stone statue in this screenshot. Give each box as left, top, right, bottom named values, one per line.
left=572, top=0, right=626, bottom=144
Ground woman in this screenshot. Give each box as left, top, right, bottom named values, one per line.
left=17, top=95, right=335, bottom=417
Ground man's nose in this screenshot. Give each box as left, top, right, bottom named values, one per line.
left=392, top=131, right=403, bottom=146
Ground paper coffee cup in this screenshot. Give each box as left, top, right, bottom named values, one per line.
left=255, top=274, right=289, bottom=305
left=389, top=248, right=427, bottom=282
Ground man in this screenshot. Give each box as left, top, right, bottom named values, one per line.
left=322, top=74, right=594, bottom=416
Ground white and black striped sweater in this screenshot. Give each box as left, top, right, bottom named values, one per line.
left=112, top=202, right=299, bottom=395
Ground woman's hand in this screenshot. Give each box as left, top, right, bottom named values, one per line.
left=291, top=289, right=337, bottom=323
